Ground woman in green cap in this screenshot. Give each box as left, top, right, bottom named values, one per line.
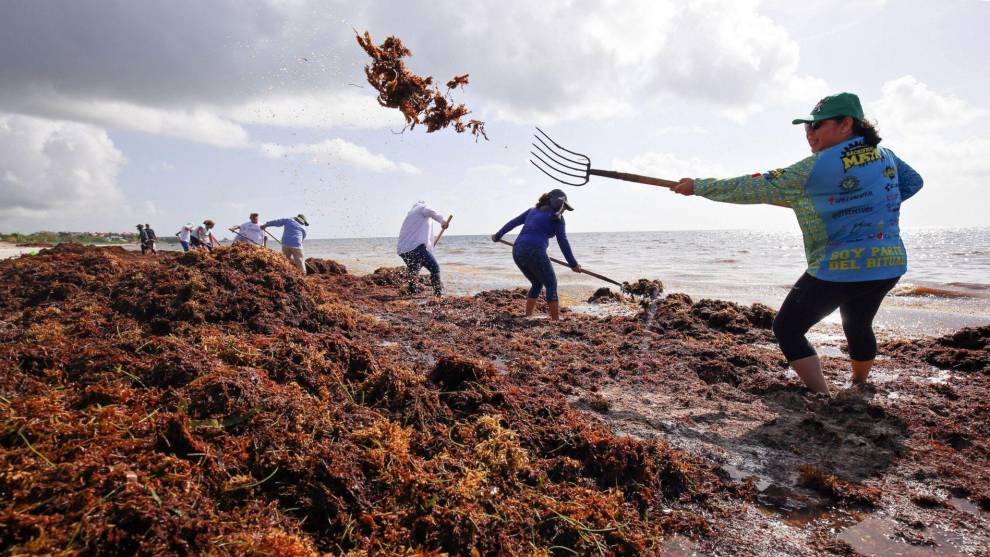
left=666, top=92, right=923, bottom=396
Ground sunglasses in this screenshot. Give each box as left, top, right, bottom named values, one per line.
left=804, top=116, right=848, bottom=132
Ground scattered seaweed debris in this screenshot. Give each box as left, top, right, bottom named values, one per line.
left=798, top=465, right=882, bottom=507
left=3, top=244, right=989, bottom=554
left=356, top=30, right=487, bottom=141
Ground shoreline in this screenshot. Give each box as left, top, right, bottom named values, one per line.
left=8, top=241, right=987, bottom=338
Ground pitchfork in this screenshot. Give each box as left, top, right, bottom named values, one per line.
left=530, top=127, right=680, bottom=189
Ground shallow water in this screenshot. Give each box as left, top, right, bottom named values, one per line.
left=153, top=227, right=989, bottom=337
left=297, top=227, right=990, bottom=337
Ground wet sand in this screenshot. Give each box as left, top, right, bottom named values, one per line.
left=0, top=241, right=39, bottom=260
left=2, top=244, right=987, bottom=555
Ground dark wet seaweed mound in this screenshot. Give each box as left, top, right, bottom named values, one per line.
left=588, top=287, right=625, bottom=303
left=884, top=325, right=990, bottom=373
left=0, top=245, right=717, bottom=555
left=303, top=257, right=348, bottom=275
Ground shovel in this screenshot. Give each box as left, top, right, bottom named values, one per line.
left=496, top=239, right=623, bottom=288
left=433, top=215, right=453, bottom=247
left=530, top=127, right=679, bottom=188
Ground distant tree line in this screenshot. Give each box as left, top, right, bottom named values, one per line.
left=0, top=231, right=142, bottom=245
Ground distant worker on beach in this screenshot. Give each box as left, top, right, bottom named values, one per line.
left=666, top=92, right=923, bottom=395
left=137, top=225, right=150, bottom=255
left=192, top=220, right=220, bottom=251
left=175, top=222, right=194, bottom=252
left=144, top=223, right=157, bottom=255
left=230, top=213, right=266, bottom=247
left=262, top=214, right=308, bottom=274
left=492, top=189, right=582, bottom=321
left=396, top=201, right=448, bottom=297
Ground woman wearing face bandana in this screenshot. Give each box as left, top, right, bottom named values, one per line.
left=492, top=189, right=583, bottom=321
left=668, top=93, right=923, bottom=396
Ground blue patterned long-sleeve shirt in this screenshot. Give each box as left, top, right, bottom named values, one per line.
left=694, top=137, right=923, bottom=281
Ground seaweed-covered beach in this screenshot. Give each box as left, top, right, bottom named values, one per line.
left=2, top=244, right=988, bottom=555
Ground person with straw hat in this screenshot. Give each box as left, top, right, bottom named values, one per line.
left=262, top=214, right=309, bottom=274
left=193, top=220, right=219, bottom=252
left=492, top=189, right=582, bottom=321
left=668, top=92, right=923, bottom=396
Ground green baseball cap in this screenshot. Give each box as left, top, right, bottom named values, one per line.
left=792, top=92, right=864, bottom=124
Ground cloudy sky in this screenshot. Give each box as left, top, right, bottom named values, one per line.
left=1, top=0, right=988, bottom=237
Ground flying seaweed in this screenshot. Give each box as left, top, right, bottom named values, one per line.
left=356, top=30, right=487, bottom=141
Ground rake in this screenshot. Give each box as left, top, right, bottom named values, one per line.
left=496, top=239, right=623, bottom=288
left=530, top=127, right=680, bottom=188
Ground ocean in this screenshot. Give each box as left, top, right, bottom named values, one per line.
left=298, top=227, right=990, bottom=337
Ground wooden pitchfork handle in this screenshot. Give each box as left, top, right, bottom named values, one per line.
left=433, top=215, right=453, bottom=247
left=228, top=227, right=264, bottom=247
left=589, top=169, right=679, bottom=189
left=594, top=170, right=791, bottom=208
left=496, top=239, right=623, bottom=288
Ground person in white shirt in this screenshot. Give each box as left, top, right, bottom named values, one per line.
left=193, top=220, right=219, bottom=251
left=230, top=213, right=266, bottom=247
left=175, top=222, right=194, bottom=252
left=396, top=201, right=448, bottom=296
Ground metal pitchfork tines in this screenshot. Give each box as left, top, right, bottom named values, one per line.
left=530, top=127, right=680, bottom=189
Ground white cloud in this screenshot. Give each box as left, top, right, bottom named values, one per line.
left=226, top=90, right=406, bottom=130
left=869, top=76, right=990, bottom=178
left=649, top=125, right=711, bottom=137
left=438, top=0, right=827, bottom=123
left=0, top=113, right=127, bottom=218
left=5, top=89, right=250, bottom=147
left=0, top=0, right=829, bottom=143
left=872, top=75, right=988, bottom=134
left=467, top=163, right=515, bottom=175
left=141, top=200, right=162, bottom=217
left=259, top=138, right=421, bottom=174
left=611, top=151, right=731, bottom=180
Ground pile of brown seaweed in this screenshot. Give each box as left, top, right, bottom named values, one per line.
left=4, top=244, right=989, bottom=555
left=1, top=244, right=715, bottom=555
left=356, top=31, right=487, bottom=140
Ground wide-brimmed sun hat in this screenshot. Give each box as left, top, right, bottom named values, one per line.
left=294, top=214, right=309, bottom=226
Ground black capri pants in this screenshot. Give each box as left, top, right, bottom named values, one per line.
left=772, top=273, right=900, bottom=362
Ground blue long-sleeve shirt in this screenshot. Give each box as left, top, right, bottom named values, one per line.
left=494, top=208, right=578, bottom=267
left=263, top=218, right=307, bottom=248
left=694, top=137, right=923, bottom=281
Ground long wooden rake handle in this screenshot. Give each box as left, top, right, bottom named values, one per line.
left=433, top=215, right=453, bottom=247
left=589, top=169, right=680, bottom=189
left=496, top=239, right=623, bottom=288
left=592, top=170, right=791, bottom=208
left=228, top=227, right=264, bottom=246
